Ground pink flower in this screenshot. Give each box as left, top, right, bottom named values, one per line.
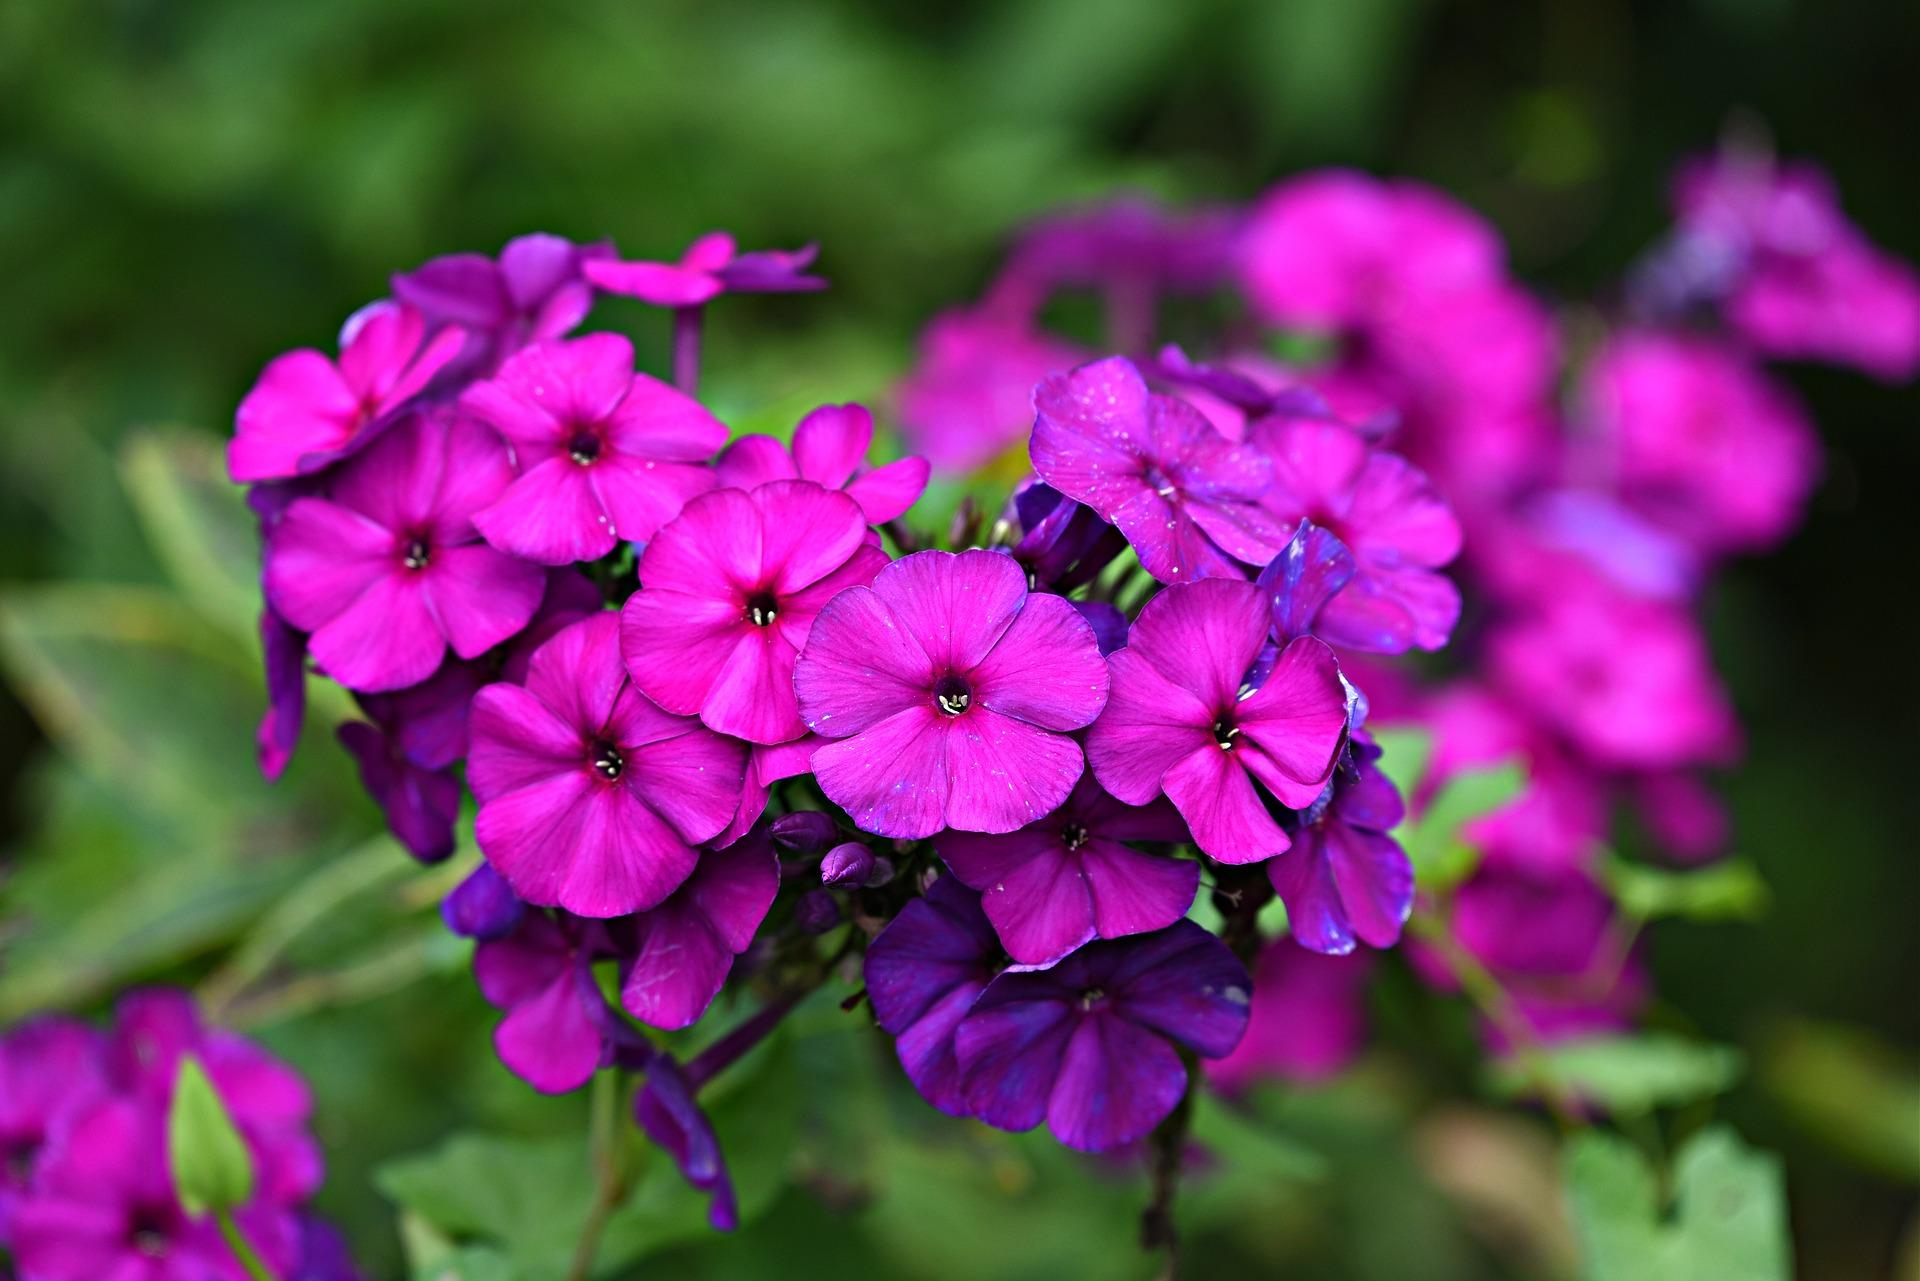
left=392, top=232, right=612, bottom=381
left=615, top=832, right=780, bottom=1030
left=467, top=613, right=748, bottom=917
left=793, top=550, right=1110, bottom=839
left=714, top=403, right=930, bottom=525
left=1085, top=578, right=1351, bottom=863
left=264, top=412, right=545, bottom=692
left=460, top=334, right=727, bottom=564
left=1207, top=941, right=1371, bottom=1089
left=1254, top=415, right=1462, bottom=653
left=620, top=480, right=889, bottom=744
left=582, top=232, right=824, bottom=306
left=896, top=308, right=1085, bottom=472
left=1581, top=333, right=1819, bottom=555
left=229, top=301, right=465, bottom=482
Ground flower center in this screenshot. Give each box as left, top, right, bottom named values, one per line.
left=129, top=1208, right=171, bottom=1258
left=934, top=674, right=972, bottom=716
left=1214, top=718, right=1240, bottom=750
left=568, top=429, right=603, bottom=466
left=1060, top=822, right=1090, bottom=851
left=1143, top=463, right=1177, bottom=497
left=589, top=739, right=624, bottom=780
left=1078, top=987, right=1107, bottom=1011
left=4, top=1140, right=36, bottom=1183
left=402, top=537, right=431, bottom=571
left=745, top=591, right=778, bottom=627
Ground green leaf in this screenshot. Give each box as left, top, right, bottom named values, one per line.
left=168, top=1054, right=255, bottom=1215
left=1565, top=1125, right=1791, bottom=1281
left=1760, top=1018, right=1920, bottom=1183
left=1493, top=1033, right=1743, bottom=1115
left=1368, top=725, right=1432, bottom=803
left=1606, top=856, right=1770, bottom=923
left=1402, top=757, right=1526, bottom=891
left=119, top=427, right=262, bottom=639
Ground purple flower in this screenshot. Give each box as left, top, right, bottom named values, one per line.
left=1031, top=356, right=1287, bottom=583
left=633, top=1056, right=738, bottom=1230
left=769, top=811, right=838, bottom=855
left=339, top=660, right=488, bottom=861
left=1003, top=197, right=1240, bottom=298
left=467, top=613, right=748, bottom=917
left=441, top=863, right=526, bottom=941
left=1005, top=481, right=1128, bottom=594
left=1207, top=942, right=1371, bottom=1088
left=8, top=1096, right=301, bottom=1281
left=1254, top=416, right=1461, bottom=653
left=938, top=776, right=1197, bottom=966
left=864, top=875, right=1002, bottom=1117
left=473, top=911, right=613, bottom=1093
left=1265, top=736, right=1414, bottom=954
left=615, top=832, right=779, bottom=1030
left=793, top=549, right=1110, bottom=839
left=954, top=920, right=1250, bottom=1152
left=0, top=1019, right=107, bottom=1235
left=1086, top=579, right=1350, bottom=863
left=818, top=842, right=876, bottom=887
left=582, top=232, right=825, bottom=305
left=391, top=233, right=610, bottom=382
left=256, top=608, right=306, bottom=781
left=714, top=403, right=930, bottom=525
left=896, top=308, right=1085, bottom=472
left=459, top=334, right=727, bottom=564
left=1257, top=519, right=1357, bottom=643
left=264, top=412, right=545, bottom=693
left=229, top=301, right=465, bottom=483
left=500, top=569, right=606, bottom=685
left=620, top=480, right=889, bottom=744
left=714, top=736, right=815, bottom=849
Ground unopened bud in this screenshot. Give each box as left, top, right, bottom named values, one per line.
left=796, top=889, right=842, bottom=934
left=820, top=842, right=876, bottom=886
left=771, top=811, right=838, bottom=855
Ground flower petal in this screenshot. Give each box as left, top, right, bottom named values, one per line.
left=810, top=705, right=950, bottom=839
left=969, top=592, right=1110, bottom=731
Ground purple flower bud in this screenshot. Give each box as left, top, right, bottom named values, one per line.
left=770, top=811, right=838, bottom=855
left=864, top=855, right=897, bottom=889
left=796, top=889, right=842, bottom=934
left=441, top=864, right=525, bottom=941
left=820, top=842, right=876, bottom=887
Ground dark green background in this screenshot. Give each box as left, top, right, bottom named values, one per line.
left=2, top=1, right=1915, bottom=1277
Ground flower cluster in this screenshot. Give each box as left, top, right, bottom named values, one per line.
left=0, top=991, right=354, bottom=1281
left=897, top=134, right=1914, bottom=1089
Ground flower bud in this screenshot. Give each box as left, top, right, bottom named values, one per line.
left=770, top=811, right=838, bottom=856
left=820, top=842, right=876, bottom=887
left=441, top=863, right=525, bottom=941
left=864, top=855, right=897, bottom=888
left=796, top=889, right=842, bottom=934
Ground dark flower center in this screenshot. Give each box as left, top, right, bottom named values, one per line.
left=568, top=429, right=603, bottom=466
left=1214, top=718, right=1240, bottom=750
left=4, top=1139, right=36, bottom=1183
left=1078, top=987, right=1107, bottom=1011
left=589, top=739, right=624, bottom=780
left=1060, top=822, right=1090, bottom=851
left=745, top=591, right=779, bottom=627
left=129, top=1207, right=171, bottom=1257
left=934, top=674, right=972, bottom=716
left=402, top=537, right=431, bottom=571
left=1143, top=463, right=1177, bottom=496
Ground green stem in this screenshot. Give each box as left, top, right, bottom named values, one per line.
left=216, top=1209, right=279, bottom=1281
left=1408, top=911, right=1584, bottom=1132
left=566, top=1069, right=632, bottom=1281
left=221, top=928, right=440, bottom=1030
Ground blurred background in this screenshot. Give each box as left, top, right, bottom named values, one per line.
left=2, top=1, right=1915, bottom=1277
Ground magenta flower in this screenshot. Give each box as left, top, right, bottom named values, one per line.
left=937, top=777, right=1197, bottom=966
left=793, top=549, right=1109, bottom=839
left=616, top=831, right=780, bottom=1030
left=714, top=736, right=816, bottom=849
left=582, top=232, right=825, bottom=305
left=1207, top=942, right=1371, bottom=1089
left=621, top=480, right=889, bottom=744
left=338, top=660, right=488, bottom=861
left=896, top=307, right=1085, bottom=472
left=264, top=412, right=544, bottom=693
left=229, top=301, right=465, bottom=483
left=8, top=1097, right=301, bottom=1281
left=441, top=863, right=526, bottom=942
left=1265, top=735, right=1414, bottom=954
left=473, top=911, right=614, bottom=1092
left=256, top=608, right=306, bottom=781
left=1031, top=356, right=1287, bottom=583
left=1254, top=416, right=1462, bottom=653
left=633, top=1056, right=738, bottom=1230
left=392, top=232, right=612, bottom=381
left=714, top=403, right=930, bottom=525
left=1086, top=579, right=1350, bottom=863
left=468, top=613, right=747, bottom=916
left=460, top=334, right=727, bottom=564
left=1581, top=333, right=1818, bottom=555
left=954, top=920, right=1250, bottom=1152
left=863, top=875, right=1002, bottom=1117
left=1257, top=519, right=1357, bottom=642
left=0, top=1019, right=106, bottom=1233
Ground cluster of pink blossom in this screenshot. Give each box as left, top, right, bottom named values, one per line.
left=0, top=991, right=354, bottom=1281
left=898, top=141, right=1916, bottom=1086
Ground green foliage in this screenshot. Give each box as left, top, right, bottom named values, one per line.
left=1490, top=1033, right=1744, bottom=1115
left=1401, top=759, right=1527, bottom=892
left=169, top=1054, right=256, bottom=1215
left=1564, top=1126, right=1792, bottom=1281
left=1606, top=855, right=1770, bottom=924
left=1760, top=1019, right=1920, bottom=1183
